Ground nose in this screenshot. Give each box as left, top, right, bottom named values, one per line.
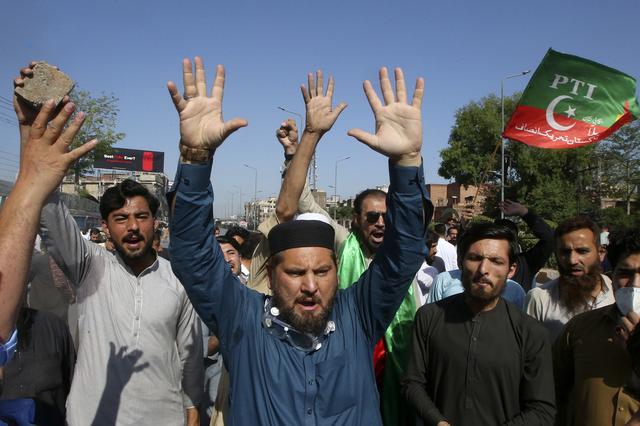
left=376, top=214, right=385, bottom=227
left=126, top=216, right=140, bottom=232
left=632, top=272, right=640, bottom=288
left=477, top=258, right=490, bottom=275
left=569, top=251, right=580, bottom=266
left=300, top=272, right=319, bottom=294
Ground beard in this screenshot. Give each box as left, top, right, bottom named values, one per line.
left=271, top=287, right=336, bottom=336
left=462, top=274, right=505, bottom=303
left=558, top=264, right=602, bottom=314
left=113, top=231, right=154, bottom=261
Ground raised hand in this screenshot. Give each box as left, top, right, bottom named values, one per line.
left=167, top=57, right=247, bottom=158
left=276, top=118, right=299, bottom=156
left=300, top=70, right=347, bottom=135
left=18, top=99, right=96, bottom=202
left=500, top=200, right=529, bottom=217
left=348, top=67, right=424, bottom=166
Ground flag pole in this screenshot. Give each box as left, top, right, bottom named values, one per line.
left=501, top=70, right=530, bottom=218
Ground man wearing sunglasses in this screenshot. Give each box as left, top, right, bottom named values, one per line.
left=168, top=57, right=430, bottom=425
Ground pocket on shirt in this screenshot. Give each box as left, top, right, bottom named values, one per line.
left=314, top=354, right=357, bottom=417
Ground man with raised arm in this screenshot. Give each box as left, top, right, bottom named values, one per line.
left=14, top=63, right=203, bottom=426
left=168, top=57, right=430, bottom=424
left=0, top=90, right=95, bottom=367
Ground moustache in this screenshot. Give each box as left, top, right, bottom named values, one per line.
left=122, top=232, right=144, bottom=243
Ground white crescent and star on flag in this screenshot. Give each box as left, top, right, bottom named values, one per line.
left=545, top=95, right=576, bottom=131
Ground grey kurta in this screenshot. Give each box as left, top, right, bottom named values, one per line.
left=39, top=193, right=203, bottom=425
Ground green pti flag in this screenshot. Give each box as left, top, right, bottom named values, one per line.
left=503, top=49, right=639, bottom=149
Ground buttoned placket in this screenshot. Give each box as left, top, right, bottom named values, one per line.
left=465, top=316, right=482, bottom=409
left=303, top=355, right=317, bottom=425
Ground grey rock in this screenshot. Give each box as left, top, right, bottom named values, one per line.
left=14, top=62, right=75, bottom=108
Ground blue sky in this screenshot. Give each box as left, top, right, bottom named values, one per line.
left=1, top=0, right=638, bottom=216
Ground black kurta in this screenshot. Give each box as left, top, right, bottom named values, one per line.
left=402, top=293, right=555, bottom=425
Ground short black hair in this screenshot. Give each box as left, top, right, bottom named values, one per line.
left=425, top=230, right=439, bottom=247
left=100, top=179, right=159, bottom=220
left=608, top=231, right=640, bottom=269
left=217, top=235, right=241, bottom=252
left=90, top=228, right=101, bottom=235
left=353, top=189, right=386, bottom=215
left=446, top=225, right=460, bottom=236
left=226, top=226, right=251, bottom=244
left=433, top=223, right=446, bottom=237
left=555, top=215, right=600, bottom=249
left=494, top=218, right=518, bottom=237
left=457, top=222, right=518, bottom=265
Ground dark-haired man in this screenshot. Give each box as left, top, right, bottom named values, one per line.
left=526, top=216, right=614, bottom=340
left=434, top=223, right=458, bottom=271
left=553, top=231, right=640, bottom=426
left=168, top=57, right=429, bottom=424
left=496, top=199, right=554, bottom=291
left=37, top=176, right=204, bottom=425
left=402, top=222, right=555, bottom=425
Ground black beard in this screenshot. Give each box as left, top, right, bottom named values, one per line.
left=271, top=288, right=335, bottom=336
left=558, top=265, right=602, bottom=314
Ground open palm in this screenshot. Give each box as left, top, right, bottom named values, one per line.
left=348, top=67, right=424, bottom=162
left=167, top=57, right=247, bottom=153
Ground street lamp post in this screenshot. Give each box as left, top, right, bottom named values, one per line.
left=243, top=164, right=258, bottom=229
left=278, top=106, right=318, bottom=191
left=501, top=70, right=530, bottom=218
left=333, top=156, right=351, bottom=220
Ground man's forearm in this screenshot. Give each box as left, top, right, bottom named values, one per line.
left=185, top=407, right=199, bottom=426
left=0, top=180, right=50, bottom=340
left=275, top=131, right=321, bottom=222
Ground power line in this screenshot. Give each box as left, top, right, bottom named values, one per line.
left=0, top=117, right=17, bottom=127
left=0, top=95, right=14, bottom=105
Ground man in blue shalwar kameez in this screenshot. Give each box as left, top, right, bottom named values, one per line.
left=167, top=57, right=432, bottom=425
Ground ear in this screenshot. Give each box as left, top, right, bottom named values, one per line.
left=507, top=262, right=517, bottom=280
left=101, top=220, right=110, bottom=239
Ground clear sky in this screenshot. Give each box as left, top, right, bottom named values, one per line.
left=1, top=0, right=638, bottom=216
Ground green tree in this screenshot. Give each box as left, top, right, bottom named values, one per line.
left=439, top=93, right=596, bottom=223
left=68, top=89, right=125, bottom=183
left=594, top=121, right=640, bottom=214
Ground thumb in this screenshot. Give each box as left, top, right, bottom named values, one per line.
left=222, top=118, right=248, bottom=140
left=332, top=102, right=348, bottom=120
left=347, top=128, right=377, bottom=148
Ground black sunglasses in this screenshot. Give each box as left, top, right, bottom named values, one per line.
left=365, top=211, right=385, bottom=224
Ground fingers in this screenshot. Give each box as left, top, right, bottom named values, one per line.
left=44, top=101, right=76, bottom=141
left=182, top=58, right=197, bottom=100
left=326, top=76, right=334, bottom=99
left=55, top=110, right=85, bottom=151
left=30, top=100, right=56, bottom=139
left=395, top=68, right=407, bottom=104
left=347, top=128, right=378, bottom=150
left=316, top=70, right=323, bottom=97
left=300, top=84, right=310, bottom=104
left=167, top=81, right=187, bottom=112
left=412, top=77, right=425, bottom=109
left=362, top=80, right=382, bottom=113
left=194, top=56, right=207, bottom=97
left=66, top=139, right=97, bottom=162
left=307, top=73, right=316, bottom=98
left=221, top=117, right=248, bottom=140
left=211, top=65, right=225, bottom=105
left=286, top=118, right=297, bottom=131
left=379, top=67, right=395, bottom=105
left=629, top=311, right=640, bottom=326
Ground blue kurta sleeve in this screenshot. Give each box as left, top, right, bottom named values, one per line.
left=168, top=161, right=254, bottom=343
left=354, top=160, right=432, bottom=343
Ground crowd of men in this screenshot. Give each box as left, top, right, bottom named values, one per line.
left=0, top=57, right=639, bottom=426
